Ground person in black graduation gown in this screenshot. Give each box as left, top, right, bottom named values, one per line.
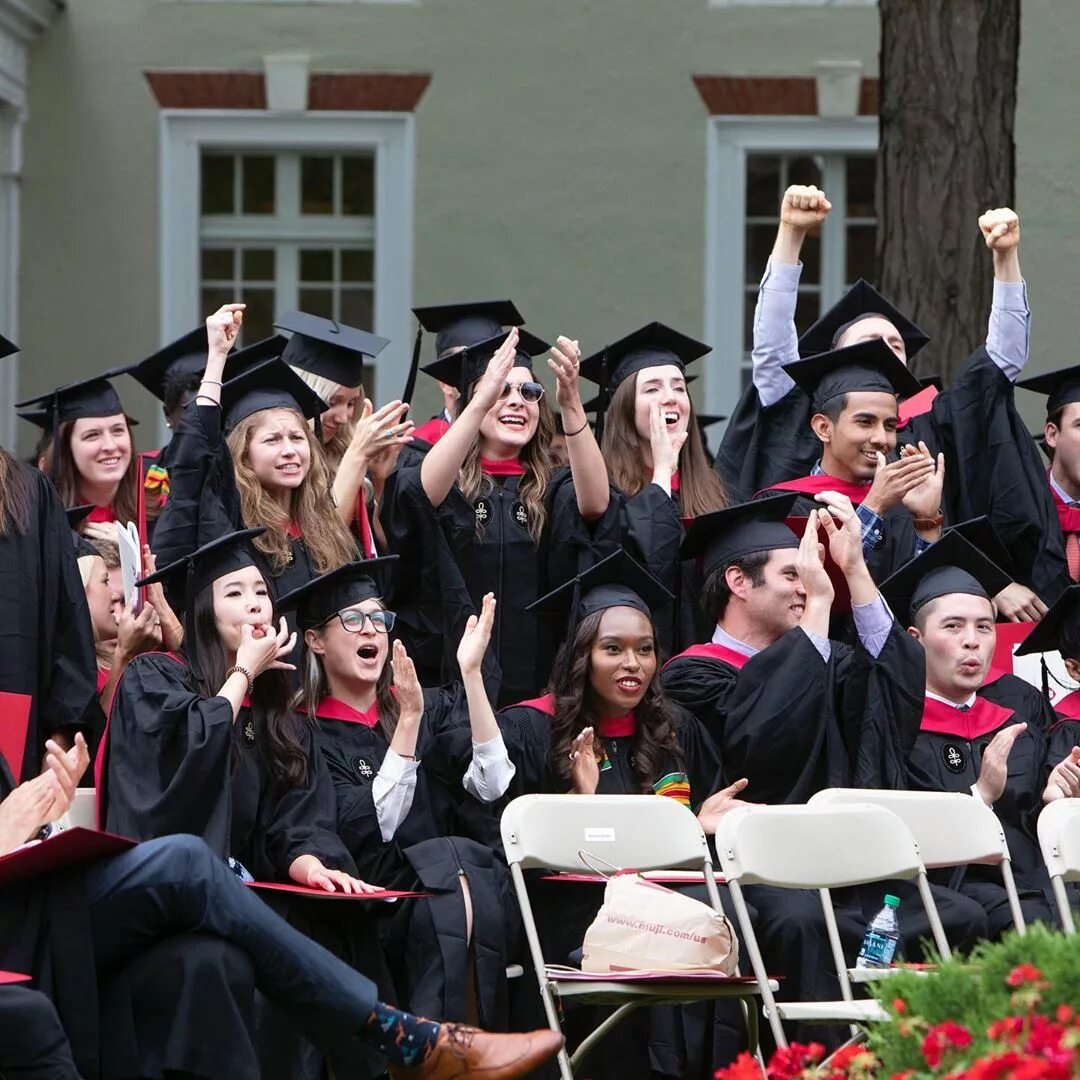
left=716, top=187, right=1061, bottom=615
left=0, top=731, right=563, bottom=1080
left=382, top=323, right=610, bottom=706
left=758, top=339, right=946, bottom=607
left=577, top=322, right=730, bottom=656
left=151, top=304, right=360, bottom=659
left=859, top=532, right=1080, bottom=935
left=0, top=445, right=99, bottom=782
left=381, top=300, right=528, bottom=687
left=280, top=560, right=521, bottom=1030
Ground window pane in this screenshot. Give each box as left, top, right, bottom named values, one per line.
left=240, top=288, right=274, bottom=344
left=301, top=156, right=334, bottom=215
left=299, top=288, right=334, bottom=319
left=846, top=156, right=876, bottom=218
left=794, top=291, right=821, bottom=338
left=342, top=156, right=375, bottom=216
left=341, top=249, right=373, bottom=282
left=300, top=250, right=334, bottom=282
left=201, top=286, right=234, bottom=323
left=800, top=232, right=821, bottom=285
left=745, top=155, right=781, bottom=217
left=341, top=288, right=374, bottom=330
left=846, top=225, right=877, bottom=283
left=787, top=155, right=822, bottom=189
left=201, top=248, right=234, bottom=281
left=241, top=156, right=275, bottom=215
left=745, top=224, right=775, bottom=283
left=201, top=155, right=235, bottom=215
left=242, top=248, right=275, bottom=281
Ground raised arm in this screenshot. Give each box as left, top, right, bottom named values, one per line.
left=753, top=185, right=833, bottom=407
left=419, top=330, right=518, bottom=508
left=978, top=207, right=1030, bottom=381
left=548, top=335, right=609, bottom=522
left=331, top=398, right=414, bottom=527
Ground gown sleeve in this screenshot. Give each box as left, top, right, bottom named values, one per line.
left=660, top=657, right=739, bottom=743
left=496, top=705, right=554, bottom=797
left=103, top=652, right=234, bottom=857
left=671, top=706, right=722, bottom=808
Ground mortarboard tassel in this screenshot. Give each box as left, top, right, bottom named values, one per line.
left=402, top=324, right=423, bottom=407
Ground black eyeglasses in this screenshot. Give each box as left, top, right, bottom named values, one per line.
left=497, top=381, right=545, bottom=403
left=331, top=609, right=397, bottom=634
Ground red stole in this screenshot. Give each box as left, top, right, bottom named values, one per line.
left=598, top=713, right=635, bottom=738
left=411, top=417, right=450, bottom=446
left=285, top=521, right=303, bottom=541
left=897, top=385, right=939, bottom=429
left=512, top=693, right=555, bottom=716
left=1049, top=477, right=1080, bottom=532
left=760, top=472, right=871, bottom=505
left=86, top=505, right=117, bottom=525
left=920, top=695, right=1015, bottom=740
left=313, top=695, right=381, bottom=728
left=663, top=642, right=749, bottom=671
left=352, top=494, right=376, bottom=559
left=1054, top=689, right=1080, bottom=721
left=670, top=471, right=681, bottom=493
left=480, top=457, right=525, bottom=478
left=96, top=667, right=109, bottom=694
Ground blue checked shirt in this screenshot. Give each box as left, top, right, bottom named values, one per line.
left=809, top=461, right=931, bottom=558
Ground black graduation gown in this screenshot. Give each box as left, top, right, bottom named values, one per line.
left=381, top=465, right=600, bottom=706
left=102, top=651, right=354, bottom=880
left=0, top=463, right=100, bottom=781
left=313, top=690, right=515, bottom=1028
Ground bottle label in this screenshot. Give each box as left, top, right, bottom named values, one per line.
left=859, top=930, right=898, bottom=967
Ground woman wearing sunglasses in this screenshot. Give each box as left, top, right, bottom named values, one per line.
left=281, top=560, right=520, bottom=1028
left=384, top=326, right=610, bottom=705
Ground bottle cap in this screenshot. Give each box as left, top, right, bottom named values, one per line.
left=884, top=894, right=900, bottom=908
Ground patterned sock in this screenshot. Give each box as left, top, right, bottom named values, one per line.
left=361, top=1002, right=441, bottom=1068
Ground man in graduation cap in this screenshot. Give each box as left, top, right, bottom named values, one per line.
left=859, top=532, right=1078, bottom=934
left=759, top=338, right=945, bottom=590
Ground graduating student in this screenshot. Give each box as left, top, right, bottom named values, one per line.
left=152, top=306, right=359, bottom=643
left=761, top=338, right=945, bottom=594
left=0, top=745, right=562, bottom=1080
left=383, top=325, right=609, bottom=705
left=861, top=533, right=1077, bottom=934
left=578, top=322, right=729, bottom=654
left=0, top=444, right=98, bottom=781
left=282, top=561, right=518, bottom=1028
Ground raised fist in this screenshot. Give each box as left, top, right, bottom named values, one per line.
left=979, top=207, right=1020, bottom=253
left=780, top=185, right=832, bottom=232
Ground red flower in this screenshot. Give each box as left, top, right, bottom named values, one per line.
left=713, top=1051, right=764, bottom=1080
left=889, top=1072, right=915, bottom=1080
left=988, top=1016, right=1025, bottom=1044
left=1024, top=1015, right=1067, bottom=1055
left=765, top=1041, right=824, bottom=1080
left=922, top=1021, right=973, bottom=1068
left=1005, top=963, right=1045, bottom=988
left=964, top=1051, right=1025, bottom=1080
left=1055, top=1004, right=1073, bottom=1025
left=891, top=997, right=908, bottom=1016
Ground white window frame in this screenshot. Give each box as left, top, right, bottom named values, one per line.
left=160, top=110, right=414, bottom=443
left=708, top=0, right=874, bottom=7
left=702, top=115, right=877, bottom=427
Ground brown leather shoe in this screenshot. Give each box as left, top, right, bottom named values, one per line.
left=388, top=1024, right=563, bottom=1079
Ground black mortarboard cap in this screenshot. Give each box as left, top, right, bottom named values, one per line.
left=421, top=328, right=550, bottom=396
left=1016, top=363, right=1080, bottom=419
left=110, top=328, right=208, bottom=402
left=943, top=517, right=1012, bottom=573
left=219, top=358, right=329, bottom=433
left=579, top=322, right=710, bottom=398
left=276, top=556, right=399, bottom=632
left=0, top=335, right=18, bottom=360
left=276, top=311, right=389, bottom=389
left=680, top=494, right=800, bottom=579
left=798, top=279, right=930, bottom=359
left=413, top=300, right=525, bottom=358
left=1015, top=585, right=1080, bottom=658
left=879, top=532, right=1011, bottom=624
left=783, top=338, right=923, bottom=409
left=65, top=504, right=96, bottom=531
left=16, top=376, right=134, bottom=432
left=919, top=374, right=944, bottom=392
left=526, top=550, right=673, bottom=633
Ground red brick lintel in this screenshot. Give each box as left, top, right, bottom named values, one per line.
left=692, top=75, right=878, bottom=116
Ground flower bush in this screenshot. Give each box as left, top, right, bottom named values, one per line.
left=715, top=924, right=1080, bottom=1080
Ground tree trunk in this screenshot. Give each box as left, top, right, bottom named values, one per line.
left=877, top=0, right=1020, bottom=382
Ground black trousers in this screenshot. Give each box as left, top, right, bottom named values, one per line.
left=0, top=986, right=80, bottom=1080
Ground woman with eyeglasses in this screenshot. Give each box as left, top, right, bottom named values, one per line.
left=281, top=560, right=519, bottom=1027
left=383, top=326, right=610, bottom=705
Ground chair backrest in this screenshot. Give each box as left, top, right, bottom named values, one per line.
left=811, top=788, right=1009, bottom=869
left=65, top=788, right=98, bottom=831
left=500, top=794, right=711, bottom=873
left=1037, top=799, right=1080, bottom=882
left=714, top=804, right=922, bottom=888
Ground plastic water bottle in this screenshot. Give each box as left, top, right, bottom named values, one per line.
left=855, top=894, right=901, bottom=969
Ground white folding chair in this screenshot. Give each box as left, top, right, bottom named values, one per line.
left=1036, top=799, right=1080, bottom=934
left=811, top=788, right=1026, bottom=940
left=500, top=794, right=774, bottom=1079
left=714, top=803, right=948, bottom=1049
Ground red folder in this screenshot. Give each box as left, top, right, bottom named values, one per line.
left=0, top=971, right=31, bottom=985
left=246, top=881, right=429, bottom=901
left=0, top=692, right=32, bottom=782
left=0, top=827, right=135, bottom=887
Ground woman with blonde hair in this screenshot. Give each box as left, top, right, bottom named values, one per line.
left=579, top=322, right=729, bottom=654
left=384, top=324, right=611, bottom=705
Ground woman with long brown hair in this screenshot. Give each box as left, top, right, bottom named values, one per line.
left=580, top=322, right=729, bottom=654
left=383, top=325, right=610, bottom=705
